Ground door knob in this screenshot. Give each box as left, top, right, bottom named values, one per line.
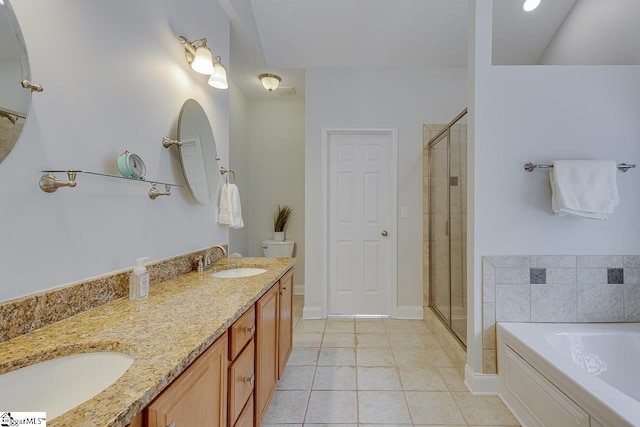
left=381, top=230, right=388, bottom=237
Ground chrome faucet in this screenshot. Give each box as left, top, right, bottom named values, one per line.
left=203, top=245, right=227, bottom=269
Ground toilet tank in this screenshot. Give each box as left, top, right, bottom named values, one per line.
left=262, top=240, right=295, bottom=257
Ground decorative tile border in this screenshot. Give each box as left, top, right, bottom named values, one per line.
left=0, top=246, right=227, bottom=344
left=482, top=255, right=640, bottom=374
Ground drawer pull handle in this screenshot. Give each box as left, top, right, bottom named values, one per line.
left=243, top=374, right=255, bottom=385
left=244, top=325, right=255, bottom=335
left=279, top=286, right=287, bottom=295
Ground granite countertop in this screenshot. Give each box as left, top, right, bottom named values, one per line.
left=0, top=257, right=296, bottom=427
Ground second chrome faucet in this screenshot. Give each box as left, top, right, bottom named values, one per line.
left=201, top=245, right=227, bottom=271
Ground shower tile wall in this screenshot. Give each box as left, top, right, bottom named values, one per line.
left=0, top=121, right=23, bottom=160
left=482, top=255, right=640, bottom=374
left=449, top=124, right=467, bottom=313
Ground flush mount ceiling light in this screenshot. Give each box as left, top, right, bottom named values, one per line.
left=178, top=36, right=228, bottom=89
left=523, top=0, right=541, bottom=12
left=259, top=74, right=281, bottom=93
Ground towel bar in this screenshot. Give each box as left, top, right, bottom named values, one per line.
left=524, top=162, right=636, bottom=173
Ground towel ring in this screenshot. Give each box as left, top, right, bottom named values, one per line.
left=220, top=167, right=236, bottom=183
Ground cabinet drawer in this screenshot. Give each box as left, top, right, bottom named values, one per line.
left=229, top=339, right=255, bottom=426
left=229, top=307, right=256, bottom=360
left=233, top=394, right=254, bottom=427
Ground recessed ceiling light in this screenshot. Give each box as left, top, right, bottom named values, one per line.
left=523, top=0, right=541, bottom=12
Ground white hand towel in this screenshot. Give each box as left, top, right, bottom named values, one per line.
left=550, top=160, right=619, bottom=220
left=218, top=183, right=244, bottom=228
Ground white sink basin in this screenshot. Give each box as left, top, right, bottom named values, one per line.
left=211, top=267, right=267, bottom=278
left=0, top=351, right=134, bottom=419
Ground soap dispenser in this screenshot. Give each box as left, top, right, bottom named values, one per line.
left=129, top=257, right=150, bottom=300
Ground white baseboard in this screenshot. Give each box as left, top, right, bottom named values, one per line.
left=302, top=305, right=323, bottom=319
left=464, top=364, right=499, bottom=395
left=395, top=306, right=424, bottom=319
left=293, top=284, right=305, bottom=296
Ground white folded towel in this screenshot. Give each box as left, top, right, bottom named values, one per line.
left=218, top=183, right=244, bottom=228
left=550, top=160, right=619, bottom=220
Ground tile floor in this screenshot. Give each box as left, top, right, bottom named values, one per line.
left=262, top=297, right=519, bottom=427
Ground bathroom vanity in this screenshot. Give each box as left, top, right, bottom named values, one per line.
left=0, top=257, right=295, bottom=427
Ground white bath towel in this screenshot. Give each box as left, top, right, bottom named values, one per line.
left=550, top=160, right=619, bottom=220
left=218, top=183, right=244, bottom=228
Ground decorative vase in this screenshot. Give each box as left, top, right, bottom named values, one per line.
left=274, top=231, right=285, bottom=241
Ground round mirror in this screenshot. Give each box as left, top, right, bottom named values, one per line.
left=0, top=0, right=32, bottom=165
left=177, top=99, right=219, bottom=205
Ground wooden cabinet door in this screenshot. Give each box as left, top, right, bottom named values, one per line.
left=234, top=395, right=254, bottom=427
left=277, top=268, right=294, bottom=379
left=146, top=333, right=228, bottom=427
left=255, top=284, right=279, bottom=426
left=228, top=339, right=255, bottom=426
left=126, top=412, right=143, bottom=427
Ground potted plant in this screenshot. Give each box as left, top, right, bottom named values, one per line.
left=273, top=204, right=292, bottom=241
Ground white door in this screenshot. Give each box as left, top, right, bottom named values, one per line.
left=327, top=130, right=396, bottom=315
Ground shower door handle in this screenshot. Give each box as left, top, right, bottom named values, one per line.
left=381, top=230, right=388, bottom=237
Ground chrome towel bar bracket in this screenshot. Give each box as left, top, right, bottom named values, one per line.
left=524, top=162, right=637, bottom=173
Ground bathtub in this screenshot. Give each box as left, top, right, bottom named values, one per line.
left=497, top=322, right=640, bottom=427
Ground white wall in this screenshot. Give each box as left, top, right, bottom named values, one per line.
left=305, top=67, right=467, bottom=316
left=229, top=89, right=305, bottom=292
left=229, top=81, right=251, bottom=257
left=248, top=101, right=305, bottom=289
left=0, top=60, right=28, bottom=113
left=0, top=0, right=230, bottom=302
left=467, top=0, right=640, bottom=376
left=540, top=0, right=640, bottom=65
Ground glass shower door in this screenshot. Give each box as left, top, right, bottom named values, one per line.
left=449, top=117, right=467, bottom=345
left=429, top=132, right=451, bottom=327
left=427, top=110, right=467, bottom=347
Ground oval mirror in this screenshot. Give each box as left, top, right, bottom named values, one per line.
left=0, top=0, right=32, bottom=165
left=177, top=99, right=219, bottom=205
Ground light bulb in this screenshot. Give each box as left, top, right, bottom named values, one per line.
left=191, top=46, right=213, bottom=74
left=523, top=0, right=541, bottom=12
left=208, top=60, right=228, bottom=89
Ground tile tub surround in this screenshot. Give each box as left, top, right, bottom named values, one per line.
left=482, top=255, right=640, bottom=374
left=0, top=257, right=295, bottom=426
left=0, top=246, right=228, bottom=344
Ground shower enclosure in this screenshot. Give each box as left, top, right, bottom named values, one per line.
left=425, top=109, right=467, bottom=347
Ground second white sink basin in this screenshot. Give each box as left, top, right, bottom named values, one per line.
left=211, top=267, right=267, bottom=278
left=0, top=351, right=134, bottom=420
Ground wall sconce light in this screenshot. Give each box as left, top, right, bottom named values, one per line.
left=209, top=56, right=228, bottom=89
left=259, top=74, right=281, bottom=93
left=179, top=36, right=228, bottom=89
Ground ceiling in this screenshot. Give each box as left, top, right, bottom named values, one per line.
left=222, top=0, right=636, bottom=101
left=225, top=0, right=469, bottom=101
left=492, top=0, right=576, bottom=65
